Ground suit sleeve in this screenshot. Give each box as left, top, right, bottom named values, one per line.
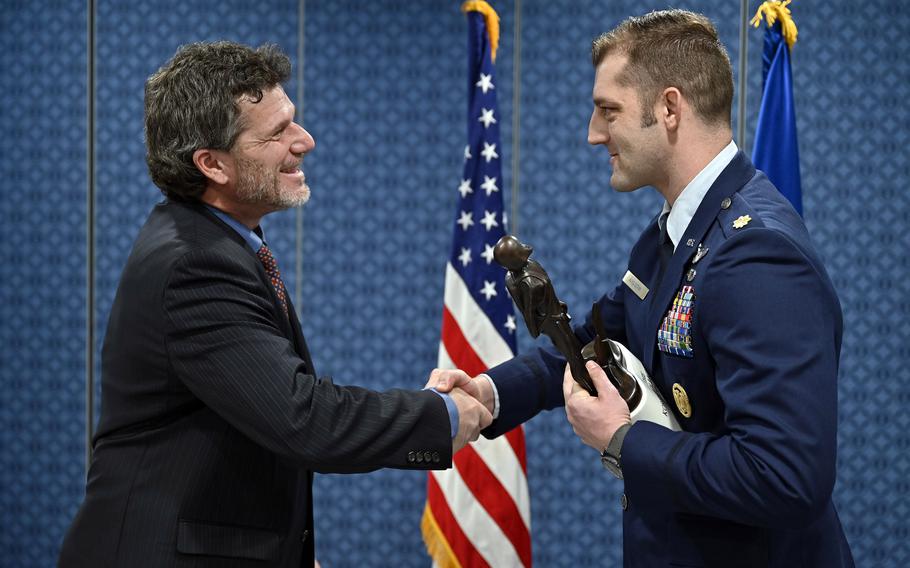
left=483, top=280, right=628, bottom=437
left=162, top=249, right=452, bottom=472
left=622, top=228, right=842, bottom=527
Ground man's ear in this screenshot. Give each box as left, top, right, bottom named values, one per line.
left=660, top=87, right=682, bottom=132
left=192, top=148, right=231, bottom=186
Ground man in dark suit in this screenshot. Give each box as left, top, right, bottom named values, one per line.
left=59, top=41, right=491, bottom=567
left=438, top=9, right=854, bottom=567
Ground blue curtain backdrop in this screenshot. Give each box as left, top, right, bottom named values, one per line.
left=1, top=1, right=907, bottom=566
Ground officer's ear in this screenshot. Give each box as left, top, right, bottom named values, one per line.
left=658, top=87, right=682, bottom=133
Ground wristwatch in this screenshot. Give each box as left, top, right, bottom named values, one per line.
left=600, top=423, right=632, bottom=479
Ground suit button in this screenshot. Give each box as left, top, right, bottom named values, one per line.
left=432, top=451, right=440, bottom=463
left=620, top=493, right=628, bottom=511
left=416, top=452, right=423, bottom=463
left=424, top=451, right=432, bottom=463
left=407, top=451, right=416, bottom=463
left=301, top=529, right=309, bottom=543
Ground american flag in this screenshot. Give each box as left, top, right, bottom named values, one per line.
left=421, top=2, right=532, bottom=566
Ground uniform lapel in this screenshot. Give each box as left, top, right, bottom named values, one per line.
left=643, top=152, right=757, bottom=371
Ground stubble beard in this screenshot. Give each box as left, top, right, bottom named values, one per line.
left=235, top=157, right=310, bottom=210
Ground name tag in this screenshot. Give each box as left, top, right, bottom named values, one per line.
left=623, top=270, right=649, bottom=300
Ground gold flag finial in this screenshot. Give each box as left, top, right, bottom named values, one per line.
left=751, top=0, right=798, bottom=50
left=462, top=0, right=500, bottom=62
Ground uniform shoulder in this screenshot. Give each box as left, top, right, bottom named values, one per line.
left=715, top=172, right=811, bottom=248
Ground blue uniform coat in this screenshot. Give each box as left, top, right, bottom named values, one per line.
left=485, top=152, right=854, bottom=567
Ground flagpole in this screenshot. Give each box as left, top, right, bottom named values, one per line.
left=295, top=0, right=305, bottom=313
left=737, top=0, right=748, bottom=148
left=511, top=0, right=521, bottom=237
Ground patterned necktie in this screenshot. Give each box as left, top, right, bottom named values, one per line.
left=256, top=243, right=289, bottom=315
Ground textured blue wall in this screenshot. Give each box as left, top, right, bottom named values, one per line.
left=1, top=1, right=908, bottom=566
left=0, top=2, right=87, bottom=565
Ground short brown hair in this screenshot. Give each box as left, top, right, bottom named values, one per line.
left=144, top=41, right=291, bottom=201
left=591, top=9, right=733, bottom=127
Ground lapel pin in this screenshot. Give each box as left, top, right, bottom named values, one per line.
left=732, top=215, right=752, bottom=229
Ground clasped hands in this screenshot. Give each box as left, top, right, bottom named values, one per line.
left=429, top=360, right=631, bottom=454
left=425, top=369, right=495, bottom=453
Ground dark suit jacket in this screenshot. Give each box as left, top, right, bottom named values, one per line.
left=485, top=152, right=854, bottom=567
left=59, top=200, right=451, bottom=567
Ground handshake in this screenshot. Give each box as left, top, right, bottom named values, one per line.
left=425, top=362, right=635, bottom=457
left=424, top=369, right=497, bottom=453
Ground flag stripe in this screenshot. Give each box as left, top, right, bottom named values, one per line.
left=443, top=263, right=513, bottom=366
left=505, top=427, right=527, bottom=470
left=441, top=305, right=489, bottom=377
left=427, top=474, right=487, bottom=567
left=431, top=465, right=524, bottom=567
left=455, top=444, right=532, bottom=566
left=469, top=428, right=531, bottom=527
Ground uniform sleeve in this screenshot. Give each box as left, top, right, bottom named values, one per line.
left=163, top=249, right=452, bottom=472
left=622, top=228, right=842, bottom=527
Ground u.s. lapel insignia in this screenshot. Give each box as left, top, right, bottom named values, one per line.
left=672, top=383, right=692, bottom=418
left=732, top=215, right=752, bottom=229
left=692, top=243, right=709, bottom=264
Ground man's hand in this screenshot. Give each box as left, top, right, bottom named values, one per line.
left=450, top=387, right=493, bottom=453
left=425, top=368, right=494, bottom=415
left=564, top=360, right=631, bottom=451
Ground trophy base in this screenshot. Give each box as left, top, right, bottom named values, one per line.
left=606, top=340, right=682, bottom=431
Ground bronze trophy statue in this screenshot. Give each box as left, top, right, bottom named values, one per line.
left=493, top=235, right=597, bottom=395
left=494, top=235, right=680, bottom=430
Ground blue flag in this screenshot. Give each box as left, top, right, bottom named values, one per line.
left=752, top=5, right=803, bottom=215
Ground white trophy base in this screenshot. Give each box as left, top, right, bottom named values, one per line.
left=609, top=340, right=681, bottom=431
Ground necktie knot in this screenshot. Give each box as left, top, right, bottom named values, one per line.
left=257, top=243, right=289, bottom=316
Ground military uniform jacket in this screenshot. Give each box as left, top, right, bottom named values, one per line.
left=485, top=152, right=854, bottom=567
left=59, top=200, right=451, bottom=568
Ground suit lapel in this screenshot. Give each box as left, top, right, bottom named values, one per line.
left=643, top=152, right=757, bottom=371
left=194, top=203, right=311, bottom=365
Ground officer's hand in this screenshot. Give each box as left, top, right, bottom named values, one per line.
left=563, top=361, right=631, bottom=451
left=451, top=387, right=493, bottom=453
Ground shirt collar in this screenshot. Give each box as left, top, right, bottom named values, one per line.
left=661, top=140, right=738, bottom=249
left=204, top=205, right=264, bottom=252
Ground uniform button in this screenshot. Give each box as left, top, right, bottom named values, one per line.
left=424, top=451, right=432, bottom=463
left=301, top=529, right=309, bottom=543
left=416, top=452, right=423, bottom=463
left=720, top=197, right=732, bottom=210
left=620, top=493, right=628, bottom=511
left=432, top=452, right=440, bottom=463
left=407, top=451, right=416, bottom=463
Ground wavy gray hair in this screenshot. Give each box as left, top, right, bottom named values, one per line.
left=144, top=41, right=291, bottom=201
